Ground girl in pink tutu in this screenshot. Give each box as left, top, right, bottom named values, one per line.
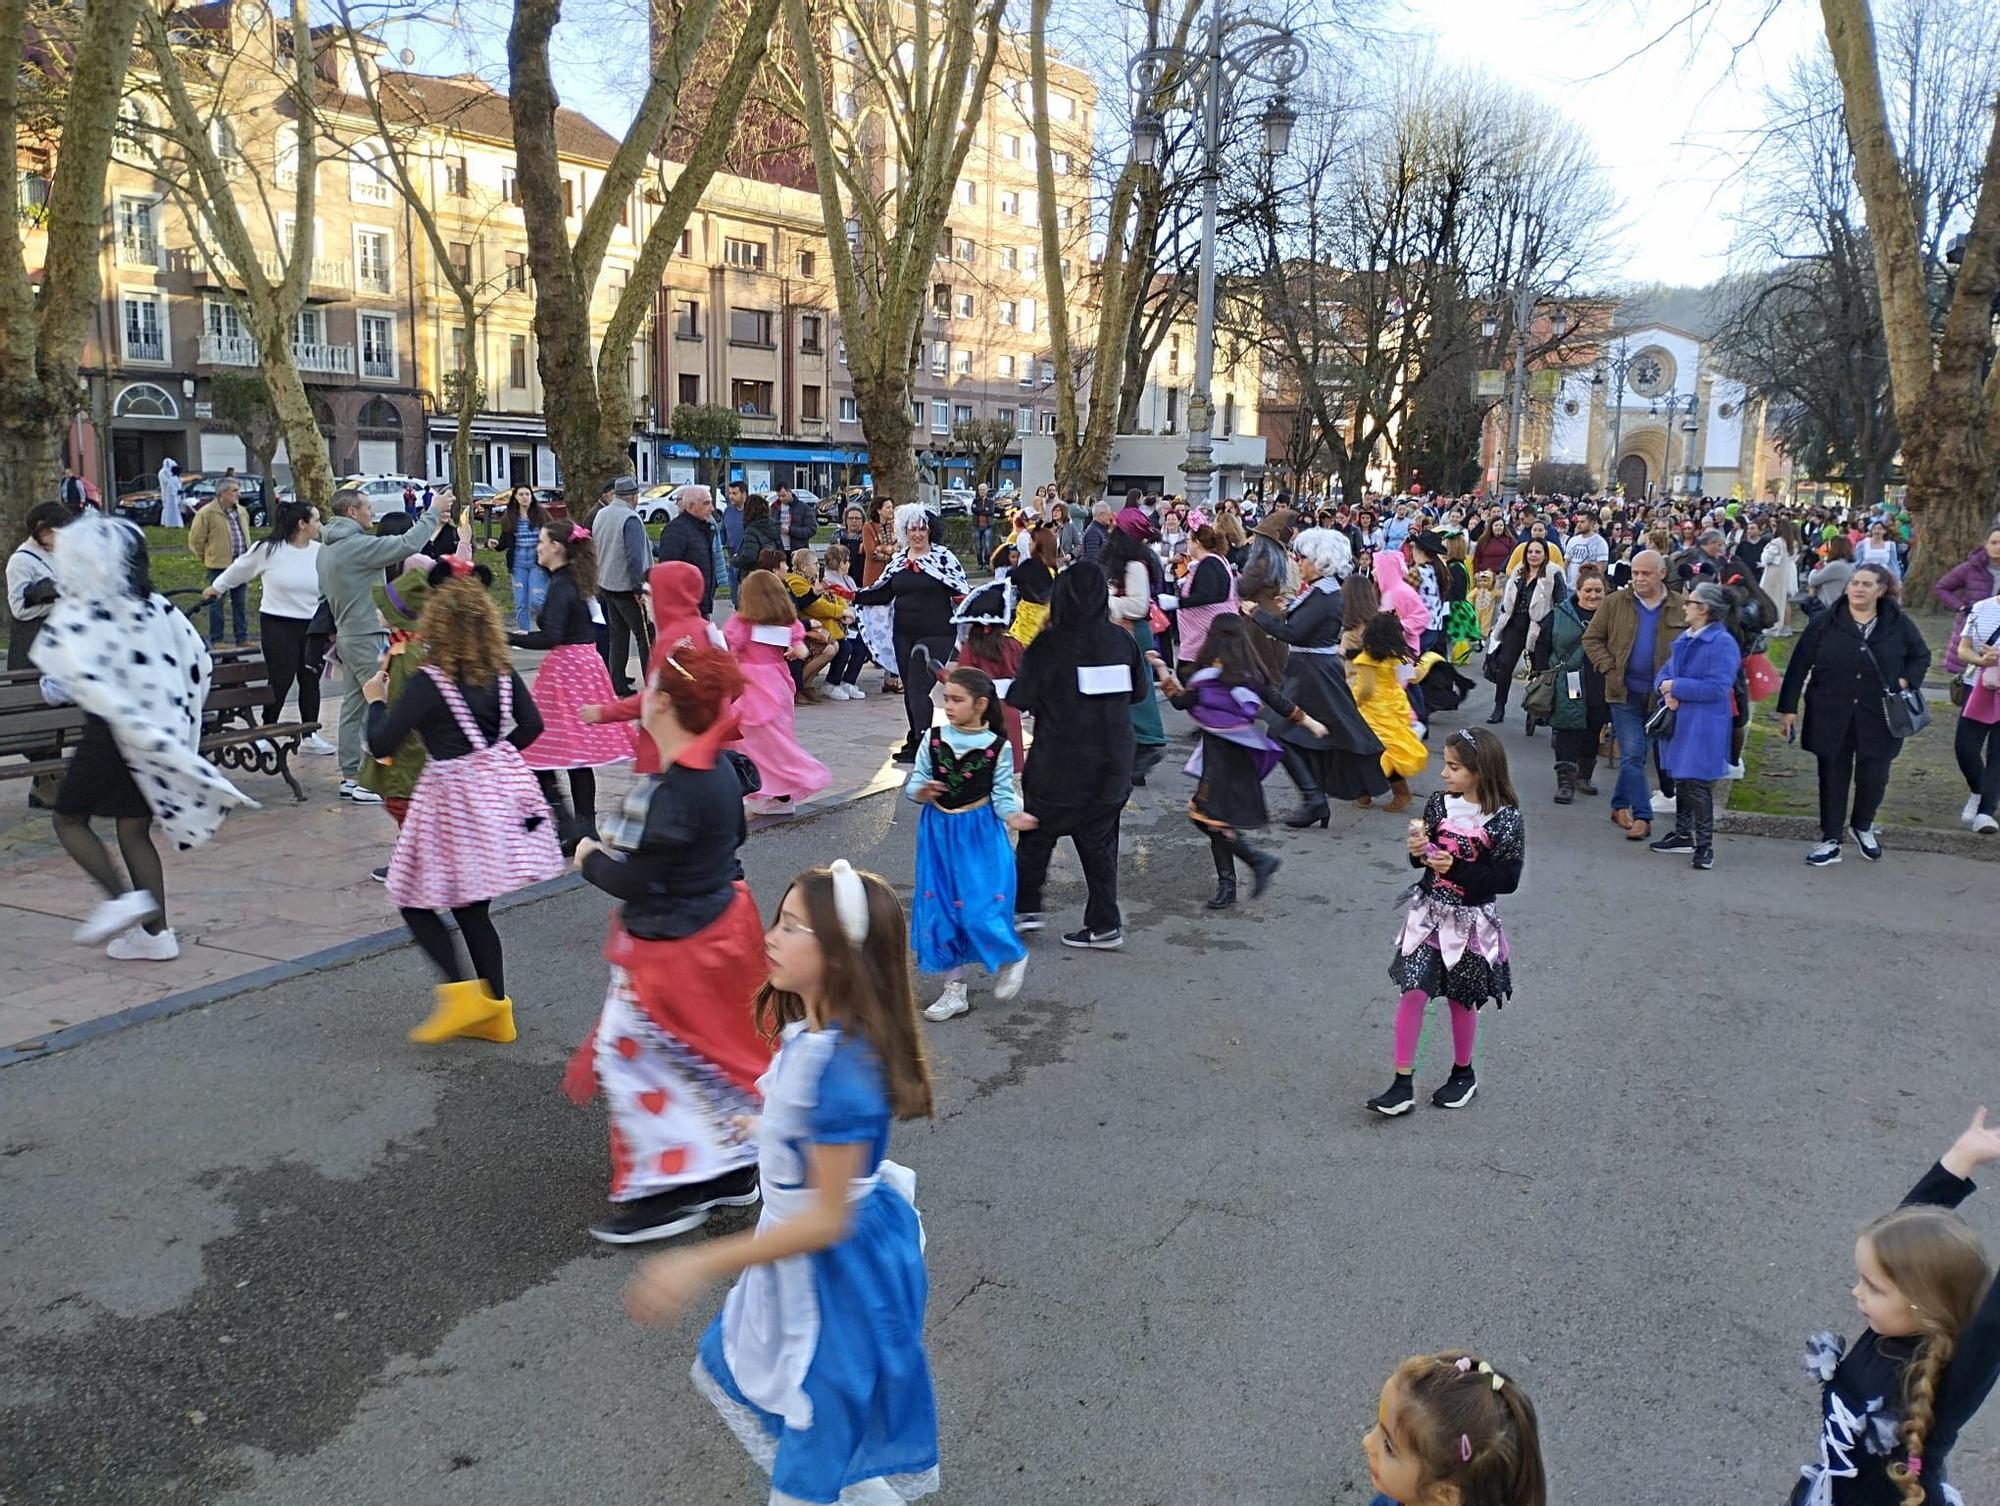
left=510, top=518, right=634, bottom=850
left=725, top=570, right=830, bottom=817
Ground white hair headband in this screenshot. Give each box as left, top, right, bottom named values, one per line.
left=827, top=860, right=870, bottom=946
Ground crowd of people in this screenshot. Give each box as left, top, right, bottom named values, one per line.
left=16, top=462, right=2000, bottom=1506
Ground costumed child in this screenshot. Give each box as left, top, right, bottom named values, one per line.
left=1150, top=614, right=1325, bottom=911
left=724, top=569, right=832, bottom=816
left=950, top=579, right=1026, bottom=772
left=582, top=559, right=728, bottom=775
left=1007, top=525, right=1060, bottom=647
left=567, top=643, right=773, bottom=1245
left=1790, top=1108, right=2000, bottom=1506
left=1367, top=726, right=1522, bottom=1119
left=626, top=861, right=941, bottom=1506
left=509, top=518, right=636, bottom=850
left=1349, top=610, right=1428, bottom=813
left=904, top=667, right=1034, bottom=1022
left=1362, top=1350, right=1546, bottom=1506
left=818, top=543, right=869, bottom=699
left=363, top=563, right=565, bottom=1044
left=1472, top=570, right=1499, bottom=641
left=356, top=563, right=432, bottom=830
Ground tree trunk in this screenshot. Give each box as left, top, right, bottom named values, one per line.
left=855, top=374, right=917, bottom=506
left=453, top=344, right=479, bottom=512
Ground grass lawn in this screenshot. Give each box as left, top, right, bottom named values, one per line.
left=1731, top=607, right=1970, bottom=832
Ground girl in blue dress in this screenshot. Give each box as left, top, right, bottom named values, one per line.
left=905, top=666, right=1034, bottom=1022
left=1360, top=1349, right=1546, bottom=1506
left=626, top=860, right=940, bottom=1506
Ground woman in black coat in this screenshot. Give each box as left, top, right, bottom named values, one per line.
left=1775, top=563, right=1932, bottom=867
left=1242, top=526, right=1388, bottom=828
left=1006, top=562, right=1147, bottom=950
left=853, top=503, right=968, bottom=762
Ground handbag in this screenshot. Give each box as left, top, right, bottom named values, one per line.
left=1520, top=667, right=1557, bottom=719
left=1952, top=619, right=2000, bottom=706
left=1744, top=651, right=1778, bottom=702
left=1643, top=698, right=1677, bottom=740
left=1858, top=626, right=1931, bottom=738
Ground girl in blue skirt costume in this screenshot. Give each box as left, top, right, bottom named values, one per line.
left=626, top=861, right=939, bottom=1506
left=906, top=666, right=1034, bottom=1022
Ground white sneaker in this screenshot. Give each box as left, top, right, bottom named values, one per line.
left=832, top=684, right=856, bottom=701
left=924, top=981, right=970, bottom=1021
left=75, top=889, right=161, bottom=945
left=107, top=926, right=180, bottom=961
left=340, top=780, right=384, bottom=805
left=1651, top=792, right=1676, bottom=813
left=1964, top=793, right=1982, bottom=828
left=993, top=957, right=1027, bottom=1002
left=1725, top=762, right=1746, bottom=781
left=845, top=684, right=866, bottom=700
left=1975, top=813, right=1998, bottom=834
left=302, top=732, right=336, bottom=756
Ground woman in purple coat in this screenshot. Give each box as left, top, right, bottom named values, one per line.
left=1648, top=581, right=1742, bottom=871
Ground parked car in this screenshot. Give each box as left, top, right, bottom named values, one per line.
left=936, top=488, right=974, bottom=516
left=635, top=483, right=691, bottom=525
left=187, top=475, right=270, bottom=527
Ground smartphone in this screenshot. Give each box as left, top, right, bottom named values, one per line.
left=1784, top=722, right=1796, bottom=743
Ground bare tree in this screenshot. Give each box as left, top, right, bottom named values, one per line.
left=0, top=0, right=147, bottom=549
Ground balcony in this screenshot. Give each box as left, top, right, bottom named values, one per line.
left=196, top=333, right=356, bottom=376
left=296, top=342, right=355, bottom=375
left=126, top=333, right=166, bottom=363
left=116, top=234, right=159, bottom=268
left=253, top=251, right=352, bottom=292
left=735, top=412, right=778, bottom=435
left=360, top=349, right=394, bottom=380
left=199, top=333, right=258, bottom=367
left=357, top=269, right=393, bottom=297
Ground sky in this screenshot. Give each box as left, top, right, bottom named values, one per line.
left=1395, top=0, right=1830, bottom=288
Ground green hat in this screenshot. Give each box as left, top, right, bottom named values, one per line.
left=1724, top=502, right=1741, bottom=519
left=373, top=565, right=430, bottom=630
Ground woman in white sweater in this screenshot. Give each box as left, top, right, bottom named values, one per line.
left=202, top=501, right=334, bottom=752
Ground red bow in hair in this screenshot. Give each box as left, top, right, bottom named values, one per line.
left=444, top=556, right=475, bottom=577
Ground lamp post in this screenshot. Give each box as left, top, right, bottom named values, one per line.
left=1129, top=3, right=1305, bottom=510
left=1651, top=390, right=1698, bottom=500
left=1592, top=337, right=1634, bottom=495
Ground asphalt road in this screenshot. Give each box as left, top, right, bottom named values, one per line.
left=3, top=714, right=1998, bottom=1506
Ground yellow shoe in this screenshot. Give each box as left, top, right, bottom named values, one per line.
left=408, top=981, right=504, bottom=1044
left=458, top=995, right=517, bottom=1044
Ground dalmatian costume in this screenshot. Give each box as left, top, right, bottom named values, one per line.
left=30, top=514, right=253, bottom=848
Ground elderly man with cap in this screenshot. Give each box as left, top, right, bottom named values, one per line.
left=1580, top=547, right=1686, bottom=843
left=594, top=475, right=653, bottom=696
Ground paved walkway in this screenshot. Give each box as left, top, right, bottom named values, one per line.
left=0, top=651, right=911, bottom=1051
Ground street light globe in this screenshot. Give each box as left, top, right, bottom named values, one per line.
left=1552, top=312, right=1569, bottom=338
left=1261, top=97, right=1297, bottom=158
left=1481, top=315, right=1497, bottom=340
left=1131, top=112, right=1164, bottom=169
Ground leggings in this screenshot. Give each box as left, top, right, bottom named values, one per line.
left=1392, top=988, right=1476, bottom=1072
left=895, top=633, right=954, bottom=738
left=1955, top=715, right=2000, bottom=818
left=54, top=813, right=168, bottom=934
left=401, top=901, right=505, bottom=998
left=1672, top=777, right=1715, bottom=848
left=258, top=612, right=322, bottom=725
left=536, top=767, right=597, bottom=830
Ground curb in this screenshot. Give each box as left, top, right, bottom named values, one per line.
left=1713, top=806, right=2000, bottom=860
left=3, top=781, right=896, bottom=1069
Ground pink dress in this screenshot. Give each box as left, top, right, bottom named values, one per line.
left=724, top=616, right=831, bottom=803
left=519, top=642, right=636, bottom=770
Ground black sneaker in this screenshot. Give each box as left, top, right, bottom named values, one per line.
left=1850, top=824, right=1882, bottom=861
left=1648, top=831, right=1696, bottom=855
left=1430, top=1065, right=1478, bottom=1109
left=1059, top=927, right=1123, bottom=950
left=370, top=865, right=389, bottom=883
left=1014, top=912, right=1045, bottom=933
left=1367, top=1074, right=1415, bottom=1117
left=1806, top=841, right=1842, bottom=867
left=1691, top=847, right=1714, bottom=871
left=587, top=1166, right=760, bottom=1246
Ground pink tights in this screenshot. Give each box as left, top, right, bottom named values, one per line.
left=1392, top=989, right=1476, bottom=1072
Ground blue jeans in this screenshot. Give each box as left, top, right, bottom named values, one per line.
left=511, top=563, right=549, bottom=631
left=974, top=524, right=992, bottom=564
left=205, top=568, right=248, bottom=644
left=829, top=636, right=867, bottom=685
left=1609, top=698, right=1654, bottom=821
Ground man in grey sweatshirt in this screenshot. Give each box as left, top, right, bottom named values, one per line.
left=317, top=486, right=443, bottom=797
left=593, top=475, right=653, bottom=696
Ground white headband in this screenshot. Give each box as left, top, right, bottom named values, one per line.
left=827, top=860, right=869, bottom=946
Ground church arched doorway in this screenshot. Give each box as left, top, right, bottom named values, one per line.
left=1616, top=454, right=1648, bottom=500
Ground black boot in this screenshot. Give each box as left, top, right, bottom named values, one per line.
left=1485, top=702, right=1507, bottom=725
left=1575, top=755, right=1600, bottom=796
left=892, top=731, right=921, bottom=765
left=1205, top=833, right=1236, bottom=909
left=1278, top=747, right=1330, bottom=829
left=1554, top=762, right=1576, bottom=805
left=1232, top=836, right=1281, bottom=898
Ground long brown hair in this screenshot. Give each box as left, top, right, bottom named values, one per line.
left=1862, top=1206, right=1992, bottom=1505
left=1446, top=725, right=1519, bottom=813
left=545, top=518, right=598, bottom=599
left=735, top=568, right=797, bottom=625
left=754, top=867, right=935, bottom=1119
left=417, top=576, right=510, bottom=687
left=1387, top=1351, right=1546, bottom=1506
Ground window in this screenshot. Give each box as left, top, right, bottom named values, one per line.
left=1019, top=352, right=1035, bottom=386
left=931, top=400, right=949, bottom=433
left=1040, top=409, right=1058, bottom=434
left=955, top=237, right=975, bottom=264
left=839, top=395, right=858, bottom=423
left=1020, top=297, right=1037, bottom=334
left=801, top=384, right=823, bottom=421
left=1222, top=393, right=1236, bottom=436
left=1168, top=335, right=1181, bottom=375
left=956, top=179, right=976, bottom=206
left=1023, top=247, right=1039, bottom=273
left=509, top=334, right=528, bottom=389
left=357, top=396, right=400, bottom=429
left=210, top=119, right=243, bottom=176
left=798, top=249, right=816, bottom=277
left=724, top=237, right=767, bottom=271
left=1015, top=407, right=1033, bottom=434
left=1000, top=246, right=1018, bottom=272
left=1061, top=258, right=1073, bottom=281
left=1052, top=150, right=1072, bottom=176
left=205, top=299, right=243, bottom=342
left=291, top=307, right=327, bottom=349
left=449, top=325, right=466, bottom=372
left=445, top=155, right=468, bottom=196
left=1165, top=387, right=1179, bottom=430
left=350, top=145, right=388, bottom=204
left=800, top=313, right=822, bottom=353
left=728, top=307, right=774, bottom=346
left=911, top=400, right=924, bottom=425
left=1002, top=133, right=1021, bottom=160
left=930, top=339, right=949, bottom=375
left=996, top=406, right=1015, bottom=430
left=359, top=313, right=397, bottom=378
left=731, top=379, right=774, bottom=416
left=1039, top=359, right=1055, bottom=385
left=955, top=293, right=975, bottom=319
left=120, top=292, right=166, bottom=362
left=674, top=298, right=700, bottom=339
left=677, top=373, right=700, bottom=405
left=954, top=404, right=972, bottom=425
left=998, top=190, right=1018, bottom=217
left=932, top=283, right=951, bottom=316
left=997, top=354, right=1015, bottom=379
left=1057, top=205, right=1073, bottom=230
left=836, top=90, right=859, bottom=122
left=561, top=177, right=576, bottom=218
left=999, top=300, right=1016, bottom=327
left=17, top=149, right=49, bottom=225
left=115, top=98, right=152, bottom=165
left=275, top=139, right=300, bottom=188
left=115, top=197, right=158, bottom=266
left=114, top=381, right=178, bottom=418
left=953, top=349, right=971, bottom=376
left=676, top=227, right=695, bottom=258
left=505, top=250, right=527, bottom=291
left=1046, top=91, right=1074, bottom=120
left=447, top=241, right=472, bottom=283
left=501, top=168, right=520, bottom=205
left=837, top=337, right=847, bottom=366
left=618, top=193, right=629, bottom=229
left=356, top=229, right=392, bottom=294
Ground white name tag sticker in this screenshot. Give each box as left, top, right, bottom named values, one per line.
left=1077, top=663, right=1133, bottom=696
left=1157, top=594, right=1180, bottom=610
left=993, top=677, right=1014, bottom=698
left=750, top=624, right=792, bottom=647
left=1567, top=672, right=1583, bottom=699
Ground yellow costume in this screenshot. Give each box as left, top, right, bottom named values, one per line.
left=1349, top=651, right=1429, bottom=780
left=1009, top=598, right=1049, bottom=646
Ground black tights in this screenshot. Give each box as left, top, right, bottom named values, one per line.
left=536, top=767, right=597, bottom=832
left=54, top=813, right=167, bottom=934
left=401, top=901, right=505, bottom=998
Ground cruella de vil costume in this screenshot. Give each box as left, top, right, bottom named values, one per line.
left=1794, top=1163, right=2000, bottom=1506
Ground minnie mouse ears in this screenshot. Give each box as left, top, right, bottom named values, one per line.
left=425, top=557, right=494, bottom=588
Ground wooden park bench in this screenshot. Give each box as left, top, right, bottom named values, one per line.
left=0, top=649, right=319, bottom=804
